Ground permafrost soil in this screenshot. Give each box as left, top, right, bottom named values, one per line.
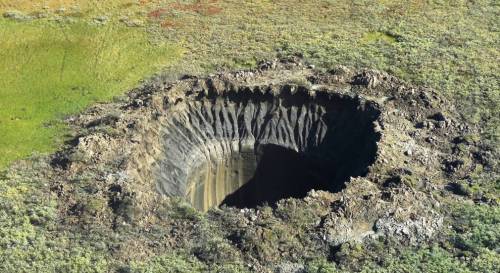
left=158, top=90, right=380, bottom=210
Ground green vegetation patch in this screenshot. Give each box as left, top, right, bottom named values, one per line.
left=0, top=19, right=182, bottom=168
left=0, top=161, right=110, bottom=272
left=360, top=31, right=398, bottom=44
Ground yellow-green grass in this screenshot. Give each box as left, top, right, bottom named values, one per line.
left=0, top=0, right=140, bottom=15
left=0, top=19, right=182, bottom=168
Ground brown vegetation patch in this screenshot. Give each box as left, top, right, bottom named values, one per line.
left=160, top=19, right=183, bottom=29
left=147, top=7, right=168, bottom=19
left=155, top=0, right=222, bottom=17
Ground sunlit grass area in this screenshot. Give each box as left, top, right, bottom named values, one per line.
left=0, top=19, right=182, bottom=168
left=0, top=0, right=139, bottom=14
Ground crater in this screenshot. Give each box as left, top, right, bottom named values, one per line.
left=155, top=88, right=381, bottom=211
left=46, top=62, right=456, bottom=256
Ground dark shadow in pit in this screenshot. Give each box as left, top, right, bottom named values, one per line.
left=221, top=99, right=380, bottom=209
left=221, top=144, right=337, bottom=208
left=173, top=91, right=382, bottom=210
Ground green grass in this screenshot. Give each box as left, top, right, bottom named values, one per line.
left=360, top=31, right=398, bottom=44
left=0, top=19, right=182, bottom=168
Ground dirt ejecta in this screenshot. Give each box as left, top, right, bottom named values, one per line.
left=50, top=58, right=473, bottom=252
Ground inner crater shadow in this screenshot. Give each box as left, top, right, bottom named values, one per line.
left=219, top=98, right=381, bottom=209
left=222, top=144, right=340, bottom=208
left=158, top=89, right=382, bottom=211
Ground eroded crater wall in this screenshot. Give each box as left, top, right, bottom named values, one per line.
left=156, top=90, right=380, bottom=211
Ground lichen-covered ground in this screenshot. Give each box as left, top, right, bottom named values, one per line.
left=0, top=1, right=498, bottom=272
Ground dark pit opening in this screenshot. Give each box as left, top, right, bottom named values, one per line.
left=222, top=144, right=335, bottom=208
left=156, top=88, right=381, bottom=211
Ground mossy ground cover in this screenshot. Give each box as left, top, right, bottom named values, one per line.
left=0, top=18, right=181, bottom=168
left=0, top=0, right=499, bottom=272
left=0, top=0, right=142, bottom=14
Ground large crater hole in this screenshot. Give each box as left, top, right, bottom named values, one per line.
left=156, top=89, right=381, bottom=211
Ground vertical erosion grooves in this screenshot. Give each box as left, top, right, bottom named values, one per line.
left=155, top=87, right=381, bottom=211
